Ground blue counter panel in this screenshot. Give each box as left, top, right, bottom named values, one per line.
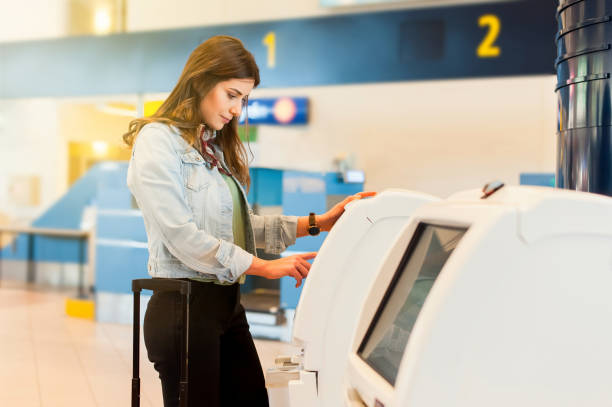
left=0, top=234, right=87, bottom=263
left=1, top=0, right=555, bottom=98
left=520, top=173, right=555, bottom=187
left=248, top=168, right=283, bottom=207
left=97, top=213, right=147, bottom=242
left=95, top=243, right=149, bottom=293
left=280, top=276, right=304, bottom=309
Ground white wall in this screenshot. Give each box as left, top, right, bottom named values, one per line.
left=245, top=75, right=557, bottom=197
left=0, top=96, right=137, bottom=224
left=0, top=99, right=67, bottom=222
left=0, top=0, right=67, bottom=42
left=126, top=0, right=511, bottom=31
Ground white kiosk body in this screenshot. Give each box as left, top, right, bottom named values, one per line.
left=267, top=190, right=438, bottom=407
left=345, top=186, right=612, bottom=407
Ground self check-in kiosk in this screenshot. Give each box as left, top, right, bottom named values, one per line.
left=344, top=185, right=612, bottom=407
left=267, top=190, right=438, bottom=407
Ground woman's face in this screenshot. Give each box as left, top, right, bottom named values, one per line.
left=199, top=78, right=255, bottom=131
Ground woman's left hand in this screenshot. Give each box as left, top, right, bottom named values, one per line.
left=319, top=191, right=377, bottom=232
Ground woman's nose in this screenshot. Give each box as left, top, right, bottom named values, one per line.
left=229, top=101, right=242, bottom=117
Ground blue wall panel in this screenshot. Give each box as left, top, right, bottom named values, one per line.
left=1, top=0, right=556, bottom=98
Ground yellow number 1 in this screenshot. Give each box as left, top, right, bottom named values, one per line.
left=263, top=31, right=276, bottom=68
left=477, top=14, right=501, bottom=58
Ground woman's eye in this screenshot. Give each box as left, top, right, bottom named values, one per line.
left=228, top=93, right=237, bottom=99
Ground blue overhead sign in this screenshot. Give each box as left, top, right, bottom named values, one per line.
left=239, top=97, right=308, bottom=125
left=0, top=0, right=556, bottom=98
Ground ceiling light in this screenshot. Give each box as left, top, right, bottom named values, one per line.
left=92, top=141, right=109, bottom=156
left=94, top=7, right=112, bottom=35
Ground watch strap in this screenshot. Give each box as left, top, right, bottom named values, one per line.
left=309, top=212, right=317, bottom=227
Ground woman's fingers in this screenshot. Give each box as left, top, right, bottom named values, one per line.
left=288, top=252, right=316, bottom=286
left=298, top=257, right=312, bottom=271
left=289, top=269, right=303, bottom=287
left=357, top=191, right=377, bottom=198
left=343, top=195, right=358, bottom=205
left=341, top=194, right=361, bottom=207
left=298, top=252, right=317, bottom=261
left=296, top=253, right=315, bottom=277
left=346, top=191, right=376, bottom=203
left=295, top=260, right=309, bottom=278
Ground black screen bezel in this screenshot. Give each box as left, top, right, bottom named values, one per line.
left=356, top=222, right=468, bottom=385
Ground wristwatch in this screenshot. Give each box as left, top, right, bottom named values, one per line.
left=308, top=212, right=320, bottom=236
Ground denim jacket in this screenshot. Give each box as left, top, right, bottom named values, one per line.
left=127, top=122, right=298, bottom=283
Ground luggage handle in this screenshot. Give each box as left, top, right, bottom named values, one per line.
left=132, top=278, right=191, bottom=407
left=132, top=278, right=192, bottom=296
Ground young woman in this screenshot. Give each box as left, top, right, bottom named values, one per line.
left=124, top=35, right=372, bottom=407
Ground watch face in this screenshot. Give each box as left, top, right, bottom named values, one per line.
left=308, top=226, right=320, bottom=236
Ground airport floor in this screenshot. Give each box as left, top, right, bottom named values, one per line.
left=0, top=284, right=297, bottom=406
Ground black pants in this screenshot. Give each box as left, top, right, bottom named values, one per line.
left=143, top=279, right=269, bottom=407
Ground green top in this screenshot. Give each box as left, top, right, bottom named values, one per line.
left=222, top=173, right=247, bottom=255
left=190, top=173, right=248, bottom=285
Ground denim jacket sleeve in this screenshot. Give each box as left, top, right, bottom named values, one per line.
left=250, top=212, right=298, bottom=254
left=127, top=125, right=253, bottom=283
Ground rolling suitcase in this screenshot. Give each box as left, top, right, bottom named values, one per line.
left=132, top=278, right=192, bottom=407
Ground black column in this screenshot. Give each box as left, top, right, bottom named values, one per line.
left=556, top=0, right=612, bottom=196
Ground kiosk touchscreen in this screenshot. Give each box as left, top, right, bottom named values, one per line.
left=358, top=224, right=466, bottom=386
left=266, top=190, right=438, bottom=407
left=345, top=186, right=612, bottom=407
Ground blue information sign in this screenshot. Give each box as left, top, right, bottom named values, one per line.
left=239, top=97, right=308, bottom=125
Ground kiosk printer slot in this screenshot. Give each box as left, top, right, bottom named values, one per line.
left=344, top=186, right=612, bottom=407
left=267, top=190, right=438, bottom=407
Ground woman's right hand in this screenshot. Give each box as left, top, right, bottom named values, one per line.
left=246, top=252, right=317, bottom=287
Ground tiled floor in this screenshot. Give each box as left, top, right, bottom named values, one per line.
left=0, top=285, right=297, bottom=407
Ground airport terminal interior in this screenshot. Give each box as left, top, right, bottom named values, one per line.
left=1, top=0, right=612, bottom=406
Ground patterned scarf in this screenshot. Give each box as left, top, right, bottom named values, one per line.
left=196, top=124, right=230, bottom=176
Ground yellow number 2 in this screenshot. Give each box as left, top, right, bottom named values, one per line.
left=263, top=31, right=276, bottom=68
left=477, top=14, right=501, bottom=58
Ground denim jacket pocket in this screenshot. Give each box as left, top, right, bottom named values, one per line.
left=181, top=151, right=210, bottom=229
left=181, top=152, right=208, bottom=192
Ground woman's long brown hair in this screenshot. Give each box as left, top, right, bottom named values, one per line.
left=122, top=35, right=260, bottom=189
